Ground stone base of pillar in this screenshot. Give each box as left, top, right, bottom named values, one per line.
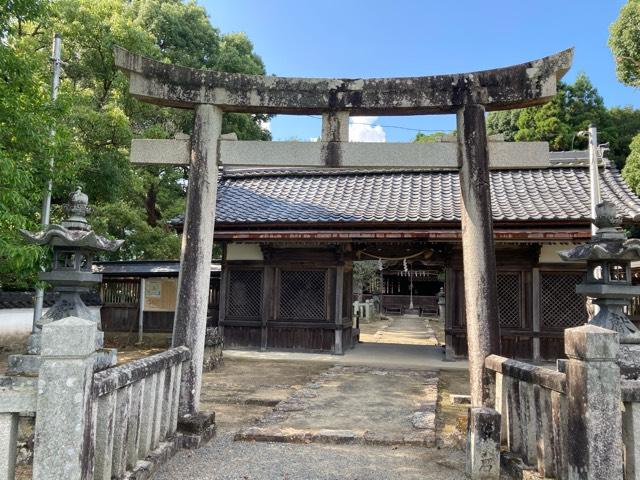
left=466, top=407, right=501, bottom=479
left=177, top=412, right=216, bottom=449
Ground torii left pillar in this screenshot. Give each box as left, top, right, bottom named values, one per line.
left=173, top=104, right=222, bottom=416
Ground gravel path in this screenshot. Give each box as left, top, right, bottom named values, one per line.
left=153, top=433, right=467, bottom=480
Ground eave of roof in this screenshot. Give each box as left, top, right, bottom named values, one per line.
left=208, top=165, right=640, bottom=229
left=93, top=260, right=221, bottom=277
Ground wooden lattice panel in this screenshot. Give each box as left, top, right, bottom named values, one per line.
left=227, top=270, right=263, bottom=319
left=279, top=270, right=326, bottom=320
left=497, top=273, right=521, bottom=328
left=540, top=272, right=587, bottom=329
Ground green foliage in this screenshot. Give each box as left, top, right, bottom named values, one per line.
left=353, top=261, right=379, bottom=294
left=513, top=74, right=608, bottom=151
left=622, top=133, right=640, bottom=195
left=610, top=0, right=640, bottom=87
left=486, top=109, right=522, bottom=141
left=487, top=73, right=640, bottom=166
left=1, top=0, right=270, bottom=289
left=0, top=1, right=65, bottom=289
left=414, top=131, right=451, bottom=143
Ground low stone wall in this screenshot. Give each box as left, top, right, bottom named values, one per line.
left=0, top=317, right=215, bottom=480
left=478, top=324, right=624, bottom=480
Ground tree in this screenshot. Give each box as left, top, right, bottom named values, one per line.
left=623, top=133, right=640, bottom=195
left=486, top=109, right=521, bottom=141
left=486, top=74, right=640, bottom=166
left=513, top=74, right=608, bottom=151
left=601, top=106, right=640, bottom=166
left=0, top=1, right=79, bottom=289
left=610, top=0, right=640, bottom=87
left=414, top=131, right=450, bottom=143
left=353, top=261, right=380, bottom=295
left=1, top=0, right=271, bottom=289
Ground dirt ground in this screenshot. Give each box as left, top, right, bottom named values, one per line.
left=199, top=358, right=328, bottom=434
left=155, top=356, right=471, bottom=480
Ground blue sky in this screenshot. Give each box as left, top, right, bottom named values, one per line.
left=201, top=0, right=638, bottom=142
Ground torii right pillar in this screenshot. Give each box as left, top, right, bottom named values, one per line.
left=457, top=104, right=500, bottom=406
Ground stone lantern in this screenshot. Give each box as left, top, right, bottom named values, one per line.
left=559, top=201, right=640, bottom=376
left=8, top=188, right=124, bottom=375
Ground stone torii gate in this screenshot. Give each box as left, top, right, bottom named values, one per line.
left=114, top=46, right=573, bottom=413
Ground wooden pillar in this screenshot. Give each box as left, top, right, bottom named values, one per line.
left=173, top=104, right=222, bottom=416
left=261, top=266, right=274, bottom=351
left=334, top=266, right=344, bottom=354
left=532, top=268, right=541, bottom=361
left=137, top=277, right=145, bottom=344
left=456, top=104, right=500, bottom=407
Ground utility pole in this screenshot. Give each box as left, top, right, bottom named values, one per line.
left=32, top=33, right=62, bottom=329
left=588, top=124, right=601, bottom=235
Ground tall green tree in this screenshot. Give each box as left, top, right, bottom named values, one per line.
left=610, top=0, right=640, bottom=87
left=486, top=110, right=521, bottom=142
left=622, top=133, right=640, bottom=195
left=487, top=74, right=640, bottom=166
left=0, top=1, right=79, bottom=289
left=513, top=74, right=608, bottom=151
left=1, top=0, right=271, bottom=289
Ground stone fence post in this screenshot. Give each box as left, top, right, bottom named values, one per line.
left=32, top=317, right=97, bottom=480
left=565, top=324, right=623, bottom=480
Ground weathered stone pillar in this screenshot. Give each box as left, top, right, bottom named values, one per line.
left=466, top=407, right=501, bottom=479
left=565, top=324, right=623, bottom=480
left=457, top=104, right=500, bottom=406
left=623, top=400, right=640, bottom=480
left=173, top=104, right=223, bottom=416
left=0, top=413, right=18, bottom=480
left=321, top=111, right=349, bottom=167
left=32, top=317, right=97, bottom=480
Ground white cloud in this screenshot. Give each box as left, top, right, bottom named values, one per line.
left=349, top=116, right=386, bottom=143
left=257, top=117, right=271, bottom=132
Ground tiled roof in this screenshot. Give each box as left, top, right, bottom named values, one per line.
left=211, top=166, right=640, bottom=225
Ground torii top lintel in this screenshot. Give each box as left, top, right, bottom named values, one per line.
left=113, top=46, right=573, bottom=116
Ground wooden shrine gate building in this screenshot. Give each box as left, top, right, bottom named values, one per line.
left=169, top=147, right=640, bottom=360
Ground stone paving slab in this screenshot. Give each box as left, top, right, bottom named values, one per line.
left=236, top=365, right=439, bottom=447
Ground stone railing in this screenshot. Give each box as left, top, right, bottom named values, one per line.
left=480, top=324, right=624, bottom=480
left=622, top=380, right=640, bottom=480
left=92, top=346, right=190, bottom=479
left=0, top=317, right=198, bottom=480
left=0, top=376, right=37, bottom=478
left=484, top=354, right=568, bottom=477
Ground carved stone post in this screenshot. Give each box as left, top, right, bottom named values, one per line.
left=173, top=104, right=223, bottom=416
left=32, top=317, right=97, bottom=480
left=565, top=324, right=623, bottom=479
left=457, top=103, right=500, bottom=407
